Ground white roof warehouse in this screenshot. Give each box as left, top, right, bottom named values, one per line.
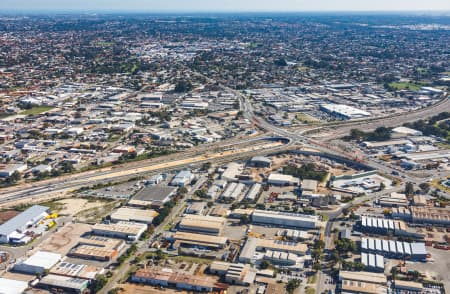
left=0, top=205, right=49, bottom=244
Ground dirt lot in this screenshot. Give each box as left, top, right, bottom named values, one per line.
left=37, top=223, right=91, bottom=255
left=0, top=210, right=20, bottom=224
left=55, top=198, right=115, bottom=216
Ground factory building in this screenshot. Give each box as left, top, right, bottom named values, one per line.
left=239, top=237, right=307, bottom=264
left=221, top=182, right=246, bottom=201
left=252, top=210, right=319, bottom=229
left=0, top=278, right=29, bottom=294
left=110, top=207, right=158, bottom=224
left=263, top=250, right=298, bottom=266
left=37, top=275, right=89, bottom=294
left=248, top=156, right=272, bottom=168
left=320, top=103, right=371, bottom=120
left=411, top=207, right=450, bottom=226
left=13, top=251, right=61, bottom=275
left=361, top=237, right=427, bottom=261
left=338, top=271, right=387, bottom=294
left=69, top=237, right=125, bottom=261
left=378, top=192, right=409, bottom=207
left=358, top=216, right=422, bottom=239
left=245, top=183, right=262, bottom=201
left=267, top=173, right=300, bottom=186
left=132, top=268, right=217, bottom=292
left=178, top=215, right=226, bottom=235
left=50, top=262, right=104, bottom=280
left=170, top=170, right=194, bottom=187
left=172, top=232, right=228, bottom=250
left=360, top=252, right=384, bottom=272
left=0, top=205, right=49, bottom=244
left=92, top=221, right=147, bottom=241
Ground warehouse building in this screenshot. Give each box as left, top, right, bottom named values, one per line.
left=394, top=280, right=424, bottom=293
left=69, top=237, right=125, bottom=261
left=13, top=251, right=61, bottom=275
left=267, top=173, right=300, bottom=186
left=170, top=170, right=194, bottom=187
left=239, top=237, right=307, bottom=264
left=263, top=250, right=298, bottom=266
left=38, top=274, right=89, bottom=294
left=358, top=216, right=422, bottom=238
left=0, top=205, right=49, bottom=244
left=245, top=183, right=262, bottom=201
left=378, top=192, right=409, bottom=207
left=411, top=207, right=450, bottom=226
left=172, top=232, right=228, bottom=250
left=129, top=185, right=176, bottom=208
left=301, top=179, right=318, bottom=193
left=361, top=237, right=427, bottom=261
left=110, top=207, right=158, bottom=224
left=338, top=271, right=387, bottom=294
left=178, top=215, right=226, bottom=235
left=320, top=104, right=371, bottom=120
left=50, top=262, right=104, bottom=280
left=185, top=202, right=206, bottom=215
left=0, top=278, right=28, bottom=294
left=249, top=156, right=272, bottom=168
left=92, top=221, right=147, bottom=241
left=360, top=252, right=384, bottom=272
left=132, top=268, right=217, bottom=292
left=221, top=182, right=246, bottom=201
left=252, top=210, right=319, bottom=229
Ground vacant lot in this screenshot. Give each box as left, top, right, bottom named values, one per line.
left=55, top=198, right=115, bottom=217
left=38, top=223, right=91, bottom=255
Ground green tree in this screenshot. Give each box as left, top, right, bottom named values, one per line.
left=405, top=182, right=414, bottom=196
left=419, top=182, right=430, bottom=194
left=286, top=279, right=301, bottom=294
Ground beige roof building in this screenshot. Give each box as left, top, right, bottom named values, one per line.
left=179, top=215, right=226, bottom=235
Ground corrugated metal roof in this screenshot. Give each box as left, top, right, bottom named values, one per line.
left=0, top=205, right=48, bottom=236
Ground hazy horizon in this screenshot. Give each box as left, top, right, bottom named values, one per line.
left=1, top=0, right=450, bottom=13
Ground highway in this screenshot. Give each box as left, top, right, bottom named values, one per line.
left=0, top=138, right=291, bottom=206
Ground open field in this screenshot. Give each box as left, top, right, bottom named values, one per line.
left=19, top=106, right=54, bottom=115
left=38, top=223, right=91, bottom=255
left=388, top=81, right=426, bottom=91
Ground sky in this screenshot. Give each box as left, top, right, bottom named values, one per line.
left=0, top=0, right=449, bottom=12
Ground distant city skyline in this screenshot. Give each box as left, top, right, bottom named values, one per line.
left=1, top=0, right=450, bottom=12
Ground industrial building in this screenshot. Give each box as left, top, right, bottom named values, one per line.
left=252, top=210, right=319, bottom=229
left=358, top=216, right=422, bottom=238
left=129, top=185, right=176, bottom=208
left=13, top=251, right=61, bottom=275
left=249, top=156, right=272, bottom=168
left=132, top=268, right=217, bottom=292
left=263, top=250, right=298, bottom=266
left=410, top=207, right=450, bottom=226
left=92, top=221, right=147, bottom=241
left=378, top=192, right=409, bottom=207
left=245, top=183, right=262, bottom=201
left=110, top=207, right=158, bottom=224
left=320, top=103, right=371, bottom=120
left=185, top=202, right=206, bottom=215
left=360, top=252, right=384, bottom=272
left=224, top=263, right=257, bottom=286
left=267, top=173, right=300, bottom=186
left=69, top=237, right=125, bottom=261
left=301, top=179, right=318, bottom=193
left=38, top=274, right=89, bottom=294
left=338, top=271, right=387, bottom=294
left=172, top=232, right=228, bottom=250
left=360, top=237, right=427, bottom=261
left=170, top=170, right=194, bottom=187
left=239, top=237, right=307, bottom=264
left=221, top=182, right=246, bottom=201
left=0, top=205, right=49, bottom=244
left=0, top=278, right=28, bottom=294
left=50, top=262, right=104, bottom=280
left=178, top=215, right=226, bottom=235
